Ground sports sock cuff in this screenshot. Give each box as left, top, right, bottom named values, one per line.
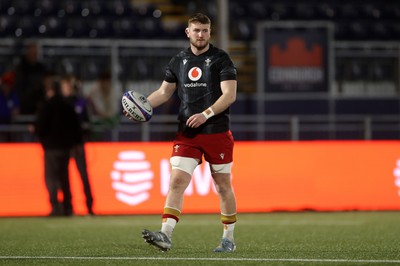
left=162, top=207, right=181, bottom=222
left=221, top=213, right=237, bottom=224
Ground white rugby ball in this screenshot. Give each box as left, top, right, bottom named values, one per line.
left=121, top=91, right=153, bottom=122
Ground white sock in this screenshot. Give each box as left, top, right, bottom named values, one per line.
left=161, top=218, right=177, bottom=239
left=222, top=223, right=235, bottom=241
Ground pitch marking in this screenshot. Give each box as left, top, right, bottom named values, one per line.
left=0, top=256, right=400, bottom=264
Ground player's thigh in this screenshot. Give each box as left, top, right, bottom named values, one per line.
left=170, top=156, right=199, bottom=176
left=212, top=172, right=233, bottom=193
left=169, top=167, right=193, bottom=191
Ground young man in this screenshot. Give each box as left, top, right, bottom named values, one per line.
left=140, top=13, right=238, bottom=252
left=35, top=75, right=82, bottom=216
left=60, top=75, right=94, bottom=215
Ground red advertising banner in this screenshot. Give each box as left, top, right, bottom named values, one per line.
left=0, top=141, right=399, bottom=216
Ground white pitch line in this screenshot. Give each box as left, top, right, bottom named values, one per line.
left=0, top=256, right=400, bottom=264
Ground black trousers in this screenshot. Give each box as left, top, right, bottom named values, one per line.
left=44, top=149, right=73, bottom=216
left=71, top=144, right=94, bottom=214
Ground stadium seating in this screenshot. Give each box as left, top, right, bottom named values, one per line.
left=1, top=0, right=399, bottom=40
left=225, top=0, right=400, bottom=41
left=0, top=0, right=168, bottom=39
left=0, top=0, right=399, bottom=141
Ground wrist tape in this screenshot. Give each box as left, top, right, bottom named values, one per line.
left=202, top=107, right=215, bottom=120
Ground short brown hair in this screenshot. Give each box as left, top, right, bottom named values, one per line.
left=188, top=13, right=211, bottom=26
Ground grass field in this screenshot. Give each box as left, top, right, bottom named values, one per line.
left=1, top=212, right=400, bottom=265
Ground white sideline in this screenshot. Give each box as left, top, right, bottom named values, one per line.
left=0, top=256, right=400, bottom=264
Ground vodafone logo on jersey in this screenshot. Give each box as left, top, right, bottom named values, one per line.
left=111, top=151, right=154, bottom=206
left=185, top=66, right=206, bottom=88
left=188, top=67, right=202, bottom=81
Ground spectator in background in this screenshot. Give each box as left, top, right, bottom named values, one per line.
left=86, top=71, right=121, bottom=126
left=0, top=71, right=20, bottom=142
left=0, top=71, right=19, bottom=123
left=35, top=75, right=82, bottom=217
left=61, top=74, right=94, bottom=215
left=14, top=42, right=47, bottom=115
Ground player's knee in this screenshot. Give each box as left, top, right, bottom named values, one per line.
left=169, top=176, right=190, bottom=193
left=210, top=162, right=232, bottom=174
left=170, top=156, right=198, bottom=175
left=214, top=182, right=233, bottom=195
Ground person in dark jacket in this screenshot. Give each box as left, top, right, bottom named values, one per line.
left=14, top=42, right=47, bottom=115
left=35, top=74, right=82, bottom=216
left=61, top=74, right=94, bottom=215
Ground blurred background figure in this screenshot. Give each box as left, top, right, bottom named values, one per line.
left=86, top=71, right=121, bottom=127
left=34, top=74, right=82, bottom=216
left=61, top=74, right=94, bottom=215
left=0, top=71, right=19, bottom=142
left=13, top=42, right=47, bottom=116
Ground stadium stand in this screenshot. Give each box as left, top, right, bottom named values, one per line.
left=1, top=0, right=395, bottom=41
left=0, top=0, right=399, bottom=141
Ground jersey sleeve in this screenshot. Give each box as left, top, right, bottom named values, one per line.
left=164, top=57, right=178, bottom=83
left=219, top=53, right=237, bottom=81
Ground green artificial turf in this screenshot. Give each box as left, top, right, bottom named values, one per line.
left=0, top=212, right=400, bottom=265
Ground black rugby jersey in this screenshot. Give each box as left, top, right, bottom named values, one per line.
left=164, top=44, right=237, bottom=136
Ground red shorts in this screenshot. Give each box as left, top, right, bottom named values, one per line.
left=171, top=130, right=234, bottom=164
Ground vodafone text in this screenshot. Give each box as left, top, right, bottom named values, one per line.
left=183, top=82, right=207, bottom=88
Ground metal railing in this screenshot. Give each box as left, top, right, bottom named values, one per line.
left=1, top=113, right=399, bottom=142
left=1, top=38, right=400, bottom=142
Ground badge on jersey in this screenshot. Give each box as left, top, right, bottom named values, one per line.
left=188, top=67, right=202, bottom=81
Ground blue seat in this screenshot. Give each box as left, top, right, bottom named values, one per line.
left=137, top=18, right=163, bottom=38
left=294, top=3, right=316, bottom=20
left=0, top=0, right=12, bottom=15
left=34, top=0, right=59, bottom=16
left=10, top=0, right=35, bottom=15
left=112, top=18, right=139, bottom=38
left=233, top=19, right=255, bottom=41
left=40, top=16, right=66, bottom=37
left=14, top=16, right=40, bottom=37
left=229, top=2, right=248, bottom=19
left=81, top=0, right=106, bottom=16
left=88, top=17, right=113, bottom=38
left=60, top=0, right=81, bottom=16
left=0, top=15, right=17, bottom=37
left=65, top=17, right=90, bottom=38
left=339, top=4, right=359, bottom=19
left=316, top=3, right=338, bottom=19
left=247, top=2, right=268, bottom=19
left=105, top=0, right=133, bottom=17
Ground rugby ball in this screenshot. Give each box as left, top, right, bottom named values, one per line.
left=121, top=91, right=153, bottom=122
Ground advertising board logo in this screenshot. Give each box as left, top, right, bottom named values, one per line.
left=160, top=159, right=219, bottom=196
left=268, top=37, right=323, bottom=83
left=111, top=151, right=154, bottom=206
left=393, top=159, right=400, bottom=197
left=111, top=150, right=221, bottom=207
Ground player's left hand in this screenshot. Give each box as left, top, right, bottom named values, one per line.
left=186, top=113, right=207, bottom=128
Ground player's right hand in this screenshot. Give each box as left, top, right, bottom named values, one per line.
left=186, top=113, right=207, bottom=128
left=123, top=109, right=133, bottom=120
